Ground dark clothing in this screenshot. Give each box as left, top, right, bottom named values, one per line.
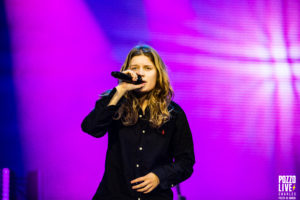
left=81, top=88, right=195, bottom=200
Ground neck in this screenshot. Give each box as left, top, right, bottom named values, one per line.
left=134, top=91, right=150, bottom=113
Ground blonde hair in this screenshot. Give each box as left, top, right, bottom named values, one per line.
left=114, top=45, right=174, bottom=128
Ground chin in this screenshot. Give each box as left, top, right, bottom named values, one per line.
left=136, top=87, right=152, bottom=93
left=138, top=89, right=150, bottom=93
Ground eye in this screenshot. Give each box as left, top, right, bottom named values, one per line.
left=145, top=66, right=153, bottom=70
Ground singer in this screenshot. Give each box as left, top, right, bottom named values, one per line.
left=81, top=45, right=195, bottom=200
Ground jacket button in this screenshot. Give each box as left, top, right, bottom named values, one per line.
left=139, top=147, right=143, bottom=151
left=171, top=184, right=174, bottom=187
left=136, top=164, right=140, bottom=168
left=139, top=115, right=142, bottom=118
left=142, top=130, right=145, bottom=134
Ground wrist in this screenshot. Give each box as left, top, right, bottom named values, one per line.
left=116, top=85, right=127, bottom=95
left=151, top=172, right=160, bottom=184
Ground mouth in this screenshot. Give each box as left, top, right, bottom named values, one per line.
left=133, top=80, right=145, bottom=85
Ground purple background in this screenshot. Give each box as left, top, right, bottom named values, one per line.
left=2, top=0, right=300, bottom=199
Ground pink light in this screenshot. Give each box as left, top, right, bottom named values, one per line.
left=5, top=0, right=114, bottom=198
left=273, top=62, right=292, bottom=80
left=2, top=168, right=10, bottom=200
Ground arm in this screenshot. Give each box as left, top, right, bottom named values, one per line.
left=81, top=70, right=145, bottom=138
left=81, top=87, right=124, bottom=137
left=152, top=109, right=195, bottom=190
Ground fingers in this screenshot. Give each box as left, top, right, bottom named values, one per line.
left=133, top=82, right=145, bottom=88
left=118, top=81, right=145, bottom=93
left=131, top=176, right=145, bottom=184
left=143, top=185, right=154, bottom=193
left=137, top=184, right=153, bottom=193
left=123, top=69, right=138, bottom=81
left=131, top=173, right=159, bottom=194
left=132, top=180, right=154, bottom=193
left=132, top=180, right=149, bottom=190
left=118, top=69, right=145, bottom=92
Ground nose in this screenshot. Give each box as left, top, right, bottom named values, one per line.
left=136, top=68, right=145, bottom=76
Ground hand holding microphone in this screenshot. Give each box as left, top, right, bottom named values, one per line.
left=111, top=70, right=145, bottom=93
left=111, top=71, right=144, bottom=84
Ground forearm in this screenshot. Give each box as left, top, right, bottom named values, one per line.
left=82, top=87, right=123, bottom=137
left=153, top=108, right=195, bottom=189
left=152, top=155, right=194, bottom=189
left=108, top=85, right=126, bottom=106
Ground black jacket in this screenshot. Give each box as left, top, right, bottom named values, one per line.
left=81, top=88, right=195, bottom=200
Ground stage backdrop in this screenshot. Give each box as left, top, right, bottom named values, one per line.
left=3, top=0, right=300, bottom=199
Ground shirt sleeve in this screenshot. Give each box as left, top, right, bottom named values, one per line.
left=81, top=87, right=123, bottom=138
left=152, top=109, right=195, bottom=190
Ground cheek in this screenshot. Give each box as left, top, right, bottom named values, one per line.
left=149, top=73, right=157, bottom=86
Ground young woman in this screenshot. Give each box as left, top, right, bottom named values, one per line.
left=81, top=45, right=195, bottom=200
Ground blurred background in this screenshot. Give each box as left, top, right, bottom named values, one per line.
left=1, top=0, right=299, bottom=199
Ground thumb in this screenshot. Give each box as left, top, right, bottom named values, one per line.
left=133, top=83, right=145, bottom=89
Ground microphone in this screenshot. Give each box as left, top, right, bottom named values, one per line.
left=111, top=71, right=144, bottom=85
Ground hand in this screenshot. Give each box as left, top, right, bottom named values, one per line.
left=116, top=69, right=145, bottom=93
left=131, top=172, right=160, bottom=194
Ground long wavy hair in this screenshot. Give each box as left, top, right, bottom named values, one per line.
left=114, top=45, right=174, bottom=128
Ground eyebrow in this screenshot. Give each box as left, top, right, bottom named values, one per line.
left=130, top=64, right=153, bottom=67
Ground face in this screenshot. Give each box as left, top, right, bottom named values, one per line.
left=128, top=55, right=157, bottom=93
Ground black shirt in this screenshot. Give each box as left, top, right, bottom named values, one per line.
left=81, top=88, right=195, bottom=200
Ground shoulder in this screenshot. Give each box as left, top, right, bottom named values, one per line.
left=98, top=88, right=119, bottom=100
left=95, top=88, right=118, bottom=105
left=99, top=88, right=115, bottom=97
left=166, top=101, right=190, bottom=128
left=168, top=101, right=186, bottom=117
